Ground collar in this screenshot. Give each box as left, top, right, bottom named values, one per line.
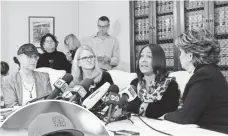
left=193, top=64, right=217, bottom=73
left=94, top=32, right=110, bottom=38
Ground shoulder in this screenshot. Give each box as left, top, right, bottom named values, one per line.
left=101, top=71, right=113, bottom=81
left=188, top=64, right=218, bottom=85
left=56, top=51, right=66, bottom=56
left=33, top=71, right=49, bottom=79
left=130, top=78, right=139, bottom=87
left=2, top=73, right=18, bottom=83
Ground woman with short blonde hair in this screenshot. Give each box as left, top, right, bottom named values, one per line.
left=71, top=45, right=103, bottom=85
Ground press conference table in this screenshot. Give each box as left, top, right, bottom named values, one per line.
left=106, top=116, right=227, bottom=136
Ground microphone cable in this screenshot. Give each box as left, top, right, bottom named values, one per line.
left=132, top=114, right=173, bottom=136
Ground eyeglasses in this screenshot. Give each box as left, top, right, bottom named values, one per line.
left=97, top=24, right=109, bottom=29
left=78, top=55, right=95, bottom=61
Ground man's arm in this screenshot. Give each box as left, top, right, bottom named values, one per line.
left=110, top=37, right=120, bottom=67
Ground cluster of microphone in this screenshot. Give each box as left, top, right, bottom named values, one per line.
left=28, top=73, right=138, bottom=124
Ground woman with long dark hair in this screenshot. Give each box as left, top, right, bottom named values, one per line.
left=113, top=44, right=180, bottom=119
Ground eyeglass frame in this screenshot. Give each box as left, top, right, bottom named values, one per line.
left=78, top=55, right=96, bottom=61
left=97, top=24, right=110, bottom=29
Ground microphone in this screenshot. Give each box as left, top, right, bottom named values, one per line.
left=119, top=85, right=137, bottom=103
left=46, top=73, right=73, bottom=99
left=69, top=79, right=94, bottom=103
left=105, top=85, right=120, bottom=125
left=82, top=82, right=111, bottom=109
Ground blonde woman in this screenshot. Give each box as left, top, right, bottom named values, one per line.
left=64, top=34, right=81, bottom=62
left=70, top=45, right=113, bottom=99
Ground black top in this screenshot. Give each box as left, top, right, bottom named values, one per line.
left=84, top=71, right=113, bottom=112
left=83, top=71, right=114, bottom=100
left=37, top=51, right=71, bottom=73
left=164, top=64, right=228, bottom=134
left=127, top=78, right=180, bottom=119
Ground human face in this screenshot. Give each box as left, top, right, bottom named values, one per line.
left=18, top=54, right=39, bottom=71
left=97, top=20, right=109, bottom=36
left=78, top=49, right=95, bottom=70
left=43, top=36, right=56, bottom=53
left=179, top=48, right=192, bottom=70
left=139, top=47, right=153, bottom=75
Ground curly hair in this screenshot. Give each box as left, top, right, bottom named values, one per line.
left=175, top=27, right=220, bottom=67
left=136, top=44, right=168, bottom=83
left=40, top=33, right=59, bottom=52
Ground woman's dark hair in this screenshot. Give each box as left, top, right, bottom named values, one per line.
left=136, top=44, right=168, bottom=83
left=1, top=61, right=9, bottom=75
left=13, top=56, right=20, bottom=69
left=40, top=33, right=59, bottom=52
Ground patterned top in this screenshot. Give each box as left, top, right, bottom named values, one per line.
left=137, top=77, right=175, bottom=116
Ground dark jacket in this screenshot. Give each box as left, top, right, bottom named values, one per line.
left=164, top=64, right=228, bottom=134
left=37, top=51, right=71, bottom=73
left=127, top=78, right=180, bottom=119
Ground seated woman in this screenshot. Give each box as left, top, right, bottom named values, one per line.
left=69, top=45, right=113, bottom=111
left=114, top=44, right=180, bottom=119
left=164, top=28, right=228, bottom=134
left=70, top=45, right=113, bottom=95
left=37, top=33, right=71, bottom=73
left=64, top=34, right=81, bottom=63
left=2, top=43, right=52, bottom=108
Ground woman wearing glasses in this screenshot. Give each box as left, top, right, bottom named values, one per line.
left=37, top=33, right=71, bottom=73
left=70, top=45, right=113, bottom=106
left=2, top=44, right=52, bottom=108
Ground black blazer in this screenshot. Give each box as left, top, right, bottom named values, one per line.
left=165, top=64, right=228, bottom=134
left=127, top=78, right=180, bottom=119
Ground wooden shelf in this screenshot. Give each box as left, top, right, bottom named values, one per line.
left=157, top=39, right=173, bottom=44
left=135, top=40, right=149, bottom=45
left=215, top=34, right=228, bottom=39
left=157, top=12, right=173, bottom=17
left=185, top=7, right=204, bottom=12
left=135, top=15, right=149, bottom=20
left=215, top=3, right=228, bottom=8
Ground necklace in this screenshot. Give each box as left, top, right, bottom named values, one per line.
left=20, top=73, right=35, bottom=98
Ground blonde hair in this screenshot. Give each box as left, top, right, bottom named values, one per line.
left=71, top=45, right=102, bottom=86
left=175, top=27, right=220, bottom=67
left=64, top=34, right=81, bottom=49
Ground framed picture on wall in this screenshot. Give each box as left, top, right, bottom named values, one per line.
left=29, top=16, right=55, bottom=47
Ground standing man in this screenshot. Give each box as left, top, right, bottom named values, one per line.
left=82, top=16, right=120, bottom=71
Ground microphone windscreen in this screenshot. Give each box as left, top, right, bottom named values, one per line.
left=62, top=73, right=73, bottom=84
left=108, top=84, right=119, bottom=94
left=80, top=78, right=94, bottom=91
